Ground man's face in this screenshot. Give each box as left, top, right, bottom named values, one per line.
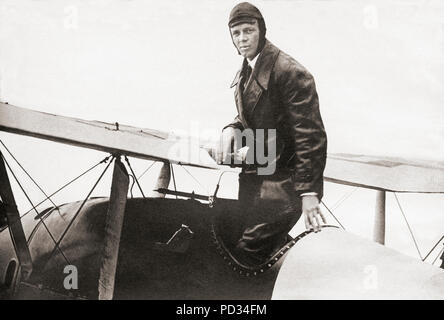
left=230, top=20, right=260, bottom=60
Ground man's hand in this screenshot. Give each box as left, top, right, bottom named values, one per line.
left=216, top=127, right=238, bottom=165
left=302, top=195, right=326, bottom=232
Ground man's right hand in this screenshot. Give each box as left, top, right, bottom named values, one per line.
left=216, top=127, right=238, bottom=165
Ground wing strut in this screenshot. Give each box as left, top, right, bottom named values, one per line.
left=373, top=190, right=386, bottom=244
left=98, top=156, right=129, bottom=300
left=0, top=151, right=33, bottom=280
left=150, top=161, right=171, bottom=198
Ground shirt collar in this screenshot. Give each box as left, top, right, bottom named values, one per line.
left=247, top=53, right=260, bottom=69
left=230, top=40, right=280, bottom=90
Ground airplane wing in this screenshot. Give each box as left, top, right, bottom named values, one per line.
left=273, top=227, right=444, bottom=299
left=2, top=102, right=443, bottom=192
left=325, top=153, right=444, bottom=193
left=0, top=102, right=218, bottom=169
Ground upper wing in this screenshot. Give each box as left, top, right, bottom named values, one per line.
left=325, top=153, right=444, bottom=193
left=2, top=102, right=443, bottom=192
left=0, top=102, right=218, bottom=169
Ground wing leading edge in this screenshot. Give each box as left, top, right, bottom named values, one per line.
left=0, top=102, right=218, bottom=169
left=325, top=153, right=444, bottom=193
left=2, top=102, right=443, bottom=192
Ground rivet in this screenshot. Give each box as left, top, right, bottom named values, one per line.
left=233, top=267, right=237, bottom=271
left=254, top=272, right=257, bottom=276
left=246, top=273, right=250, bottom=277
left=275, top=257, right=278, bottom=261
left=267, top=264, right=272, bottom=268
left=239, top=271, right=243, bottom=275
left=286, top=246, right=290, bottom=249
left=260, top=269, right=264, bottom=273
left=228, top=262, right=232, bottom=266
left=292, top=240, right=296, bottom=245
left=280, top=252, right=284, bottom=255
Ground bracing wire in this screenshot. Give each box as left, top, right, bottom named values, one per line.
left=124, top=156, right=145, bottom=198
left=1, top=152, right=71, bottom=265
left=331, top=187, right=358, bottom=211
left=432, top=246, right=444, bottom=265
left=318, top=187, right=359, bottom=231
left=18, top=155, right=111, bottom=222
left=179, top=165, right=209, bottom=196
left=320, top=200, right=346, bottom=230
left=0, top=140, right=61, bottom=216
left=393, top=192, right=423, bottom=260
left=42, top=155, right=114, bottom=270
left=331, top=189, right=352, bottom=211
left=137, top=161, right=157, bottom=181
left=423, top=235, right=444, bottom=261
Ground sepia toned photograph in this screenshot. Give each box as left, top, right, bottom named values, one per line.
left=0, top=0, right=443, bottom=302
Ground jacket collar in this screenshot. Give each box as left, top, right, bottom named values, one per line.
left=230, top=70, right=242, bottom=88
left=230, top=40, right=280, bottom=90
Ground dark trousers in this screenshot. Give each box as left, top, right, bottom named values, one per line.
left=234, top=171, right=302, bottom=265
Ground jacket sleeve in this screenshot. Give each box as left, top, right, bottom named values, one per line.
left=277, top=63, right=327, bottom=198
left=223, top=115, right=244, bottom=131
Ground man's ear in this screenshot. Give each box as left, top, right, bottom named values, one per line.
left=229, top=34, right=241, bottom=55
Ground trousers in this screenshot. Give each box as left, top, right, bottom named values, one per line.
left=233, top=171, right=302, bottom=265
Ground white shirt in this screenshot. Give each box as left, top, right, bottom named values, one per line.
left=242, top=54, right=259, bottom=89
left=247, top=54, right=259, bottom=69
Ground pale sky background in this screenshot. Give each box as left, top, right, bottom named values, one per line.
left=0, top=0, right=443, bottom=264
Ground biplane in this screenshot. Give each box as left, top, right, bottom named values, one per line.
left=0, top=101, right=443, bottom=300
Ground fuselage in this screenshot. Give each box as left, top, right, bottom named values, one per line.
left=0, top=197, right=283, bottom=299
left=1, top=196, right=443, bottom=300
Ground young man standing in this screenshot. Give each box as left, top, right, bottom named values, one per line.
left=216, top=2, right=328, bottom=265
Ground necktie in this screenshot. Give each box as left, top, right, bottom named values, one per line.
left=243, top=65, right=252, bottom=92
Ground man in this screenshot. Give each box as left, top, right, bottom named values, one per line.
left=216, top=2, right=328, bottom=266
